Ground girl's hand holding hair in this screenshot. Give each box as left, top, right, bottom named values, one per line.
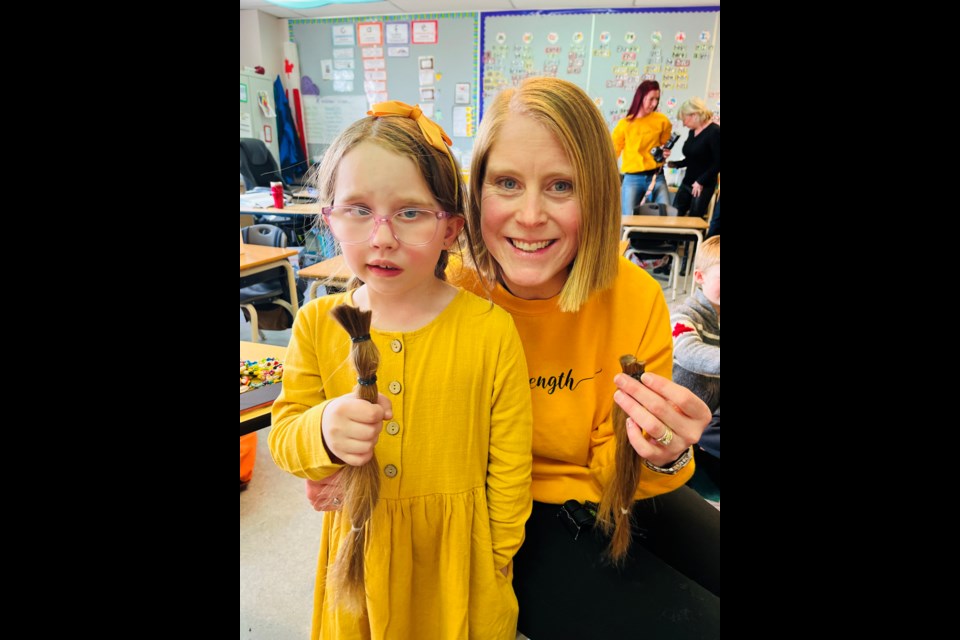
left=321, top=393, right=393, bottom=466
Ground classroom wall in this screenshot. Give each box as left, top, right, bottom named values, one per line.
left=240, top=9, right=285, bottom=82
left=288, top=12, right=479, bottom=165
left=241, top=6, right=719, bottom=166
left=240, top=10, right=260, bottom=70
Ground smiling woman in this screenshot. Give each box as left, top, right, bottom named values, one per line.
left=478, top=113, right=582, bottom=301
left=457, top=77, right=720, bottom=639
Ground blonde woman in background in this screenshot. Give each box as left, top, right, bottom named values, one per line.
left=668, top=97, right=720, bottom=221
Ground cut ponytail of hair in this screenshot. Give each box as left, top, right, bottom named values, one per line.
left=326, top=304, right=381, bottom=613
left=596, top=355, right=645, bottom=565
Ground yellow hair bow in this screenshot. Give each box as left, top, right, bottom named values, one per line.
left=367, top=100, right=459, bottom=206
left=367, top=101, right=453, bottom=157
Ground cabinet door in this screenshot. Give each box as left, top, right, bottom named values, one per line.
left=240, top=71, right=280, bottom=168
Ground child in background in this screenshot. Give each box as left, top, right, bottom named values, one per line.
left=671, top=235, right=720, bottom=487
left=268, top=102, right=532, bottom=640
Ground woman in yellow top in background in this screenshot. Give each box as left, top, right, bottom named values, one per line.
left=270, top=103, right=532, bottom=640
left=612, top=79, right=673, bottom=214
left=461, top=77, right=719, bottom=639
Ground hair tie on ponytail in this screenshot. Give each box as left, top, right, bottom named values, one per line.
left=351, top=334, right=371, bottom=343
left=357, top=375, right=377, bottom=386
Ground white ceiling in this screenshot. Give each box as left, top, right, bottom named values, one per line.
left=240, top=1, right=718, bottom=20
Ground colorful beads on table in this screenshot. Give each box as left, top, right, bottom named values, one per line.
left=240, top=357, right=284, bottom=392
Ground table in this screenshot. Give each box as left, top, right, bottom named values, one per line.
left=298, top=254, right=350, bottom=300
left=620, top=215, right=708, bottom=301
left=238, top=202, right=319, bottom=216
left=240, top=244, right=301, bottom=328
left=240, top=340, right=288, bottom=436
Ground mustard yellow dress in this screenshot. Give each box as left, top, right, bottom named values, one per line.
left=270, top=288, right=533, bottom=640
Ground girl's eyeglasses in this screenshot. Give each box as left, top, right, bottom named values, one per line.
left=321, top=205, right=453, bottom=246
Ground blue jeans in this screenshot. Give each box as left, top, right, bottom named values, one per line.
left=621, top=172, right=671, bottom=215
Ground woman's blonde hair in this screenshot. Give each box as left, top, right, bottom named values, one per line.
left=678, top=97, right=713, bottom=126
left=467, top=77, right=621, bottom=312
left=312, top=114, right=469, bottom=283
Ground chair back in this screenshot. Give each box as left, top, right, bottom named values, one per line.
left=636, top=202, right=679, bottom=216
left=240, top=223, right=295, bottom=340
left=241, top=224, right=287, bottom=248
left=240, top=138, right=282, bottom=189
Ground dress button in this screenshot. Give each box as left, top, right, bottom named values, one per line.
left=388, top=381, right=402, bottom=394
left=385, top=421, right=400, bottom=435
left=384, top=464, right=398, bottom=478
left=390, top=339, right=402, bottom=353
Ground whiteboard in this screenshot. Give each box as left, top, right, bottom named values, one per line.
left=480, top=6, right=720, bottom=156
left=290, top=13, right=479, bottom=163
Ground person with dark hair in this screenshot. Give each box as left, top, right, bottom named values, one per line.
left=612, top=80, right=673, bottom=215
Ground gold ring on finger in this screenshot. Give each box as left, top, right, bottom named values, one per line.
left=655, top=426, right=674, bottom=447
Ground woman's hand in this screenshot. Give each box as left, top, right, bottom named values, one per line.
left=613, top=371, right=711, bottom=467
left=662, top=148, right=672, bottom=160
left=306, top=471, right=344, bottom=511
left=691, top=181, right=702, bottom=198
left=321, top=393, right=392, bottom=466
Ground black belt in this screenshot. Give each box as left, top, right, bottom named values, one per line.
left=626, top=168, right=660, bottom=176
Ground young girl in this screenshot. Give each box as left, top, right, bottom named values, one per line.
left=268, top=102, right=532, bottom=640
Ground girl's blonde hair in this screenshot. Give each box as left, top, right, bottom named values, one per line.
left=678, top=97, right=714, bottom=126
left=312, top=114, right=469, bottom=283
left=467, top=77, right=621, bottom=312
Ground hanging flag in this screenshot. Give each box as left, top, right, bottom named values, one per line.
left=273, top=75, right=307, bottom=185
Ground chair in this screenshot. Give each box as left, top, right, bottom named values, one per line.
left=240, top=138, right=282, bottom=189
left=240, top=224, right=296, bottom=343
left=240, top=138, right=305, bottom=245
left=625, top=202, right=685, bottom=300
left=242, top=224, right=286, bottom=247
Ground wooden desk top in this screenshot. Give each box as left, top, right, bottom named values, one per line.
left=299, top=254, right=350, bottom=285
left=241, top=341, right=288, bottom=431
left=238, top=202, right=320, bottom=216
left=241, top=340, right=288, bottom=363
left=621, top=215, right=708, bottom=230
left=240, top=244, right=298, bottom=271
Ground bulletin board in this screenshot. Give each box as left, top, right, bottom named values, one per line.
left=480, top=7, right=720, bottom=136
left=288, top=13, right=479, bottom=164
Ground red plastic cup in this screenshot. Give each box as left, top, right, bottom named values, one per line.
left=270, top=181, right=284, bottom=209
